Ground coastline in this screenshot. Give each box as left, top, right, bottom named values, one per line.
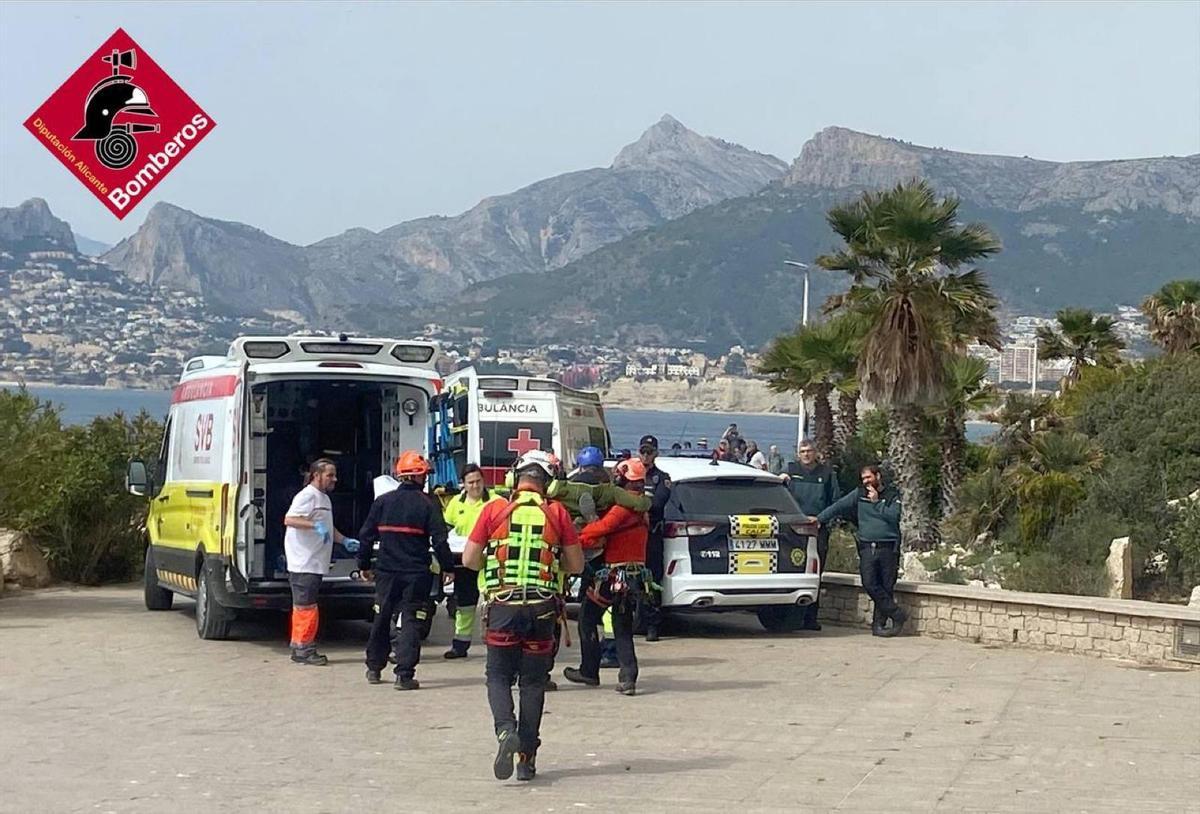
left=0, top=380, right=168, bottom=392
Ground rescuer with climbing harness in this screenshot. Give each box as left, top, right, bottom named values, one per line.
left=563, top=457, right=652, bottom=695
left=462, top=450, right=583, bottom=782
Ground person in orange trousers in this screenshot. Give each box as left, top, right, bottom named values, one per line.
left=283, top=458, right=359, bottom=665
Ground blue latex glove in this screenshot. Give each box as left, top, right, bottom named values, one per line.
left=313, top=520, right=330, bottom=539
left=342, top=538, right=361, bottom=553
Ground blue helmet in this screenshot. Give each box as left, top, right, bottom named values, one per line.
left=576, top=446, right=604, bottom=468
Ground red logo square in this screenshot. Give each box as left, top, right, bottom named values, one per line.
left=23, top=28, right=216, bottom=219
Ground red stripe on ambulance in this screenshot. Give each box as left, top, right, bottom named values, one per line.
left=172, top=375, right=240, bottom=404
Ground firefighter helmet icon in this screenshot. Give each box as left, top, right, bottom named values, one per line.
left=72, top=48, right=160, bottom=170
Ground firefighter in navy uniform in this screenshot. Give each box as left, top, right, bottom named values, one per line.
left=784, top=440, right=841, bottom=631
left=462, top=450, right=584, bottom=783
left=358, top=451, right=453, bottom=690
left=636, top=435, right=671, bottom=642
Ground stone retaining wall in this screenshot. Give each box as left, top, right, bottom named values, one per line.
left=818, top=573, right=1200, bottom=668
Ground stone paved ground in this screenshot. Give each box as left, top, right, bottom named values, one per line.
left=1, top=586, right=1198, bottom=813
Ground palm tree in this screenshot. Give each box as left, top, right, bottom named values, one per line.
left=1141, top=279, right=1200, bottom=355
left=818, top=181, right=1001, bottom=550
left=932, top=355, right=998, bottom=518
left=984, top=391, right=1059, bottom=467
left=1035, top=307, right=1125, bottom=387
left=1011, top=431, right=1103, bottom=545
left=759, top=318, right=858, bottom=460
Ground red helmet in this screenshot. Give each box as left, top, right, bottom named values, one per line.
left=394, top=450, right=431, bottom=477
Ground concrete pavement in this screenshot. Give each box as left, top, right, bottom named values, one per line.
left=1, top=585, right=1197, bottom=813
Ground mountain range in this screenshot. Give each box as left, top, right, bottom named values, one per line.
left=453, top=127, right=1200, bottom=349
left=6, top=118, right=1198, bottom=351
left=99, top=115, right=787, bottom=327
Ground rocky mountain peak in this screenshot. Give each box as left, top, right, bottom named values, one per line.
left=0, top=198, right=77, bottom=252
left=610, top=115, right=787, bottom=217
left=784, top=126, right=1199, bottom=217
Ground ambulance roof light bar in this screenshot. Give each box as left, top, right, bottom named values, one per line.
left=228, top=336, right=440, bottom=368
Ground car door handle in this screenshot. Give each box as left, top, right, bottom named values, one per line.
left=156, top=495, right=170, bottom=503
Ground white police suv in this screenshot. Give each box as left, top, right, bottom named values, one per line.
left=653, top=457, right=820, bottom=632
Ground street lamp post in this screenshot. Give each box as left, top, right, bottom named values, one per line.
left=784, top=260, right=810, bottom=449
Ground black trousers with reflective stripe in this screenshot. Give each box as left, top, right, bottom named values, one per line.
left=366, top=569, right=433, bottom=676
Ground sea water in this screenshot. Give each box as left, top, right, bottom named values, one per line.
left=2, top=384, right=996, bottom=447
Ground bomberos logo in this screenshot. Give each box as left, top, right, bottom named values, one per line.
left=23, top=28, right=216, bottom=219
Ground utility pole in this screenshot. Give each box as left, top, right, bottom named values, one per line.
left=784, top=260, right=810, bottom=449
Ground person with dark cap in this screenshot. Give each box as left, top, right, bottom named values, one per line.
left=784, top=439, right=840, bottom=631
left=636, top=434, right=671, bottom=642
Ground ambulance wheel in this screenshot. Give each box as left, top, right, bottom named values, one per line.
left=143, top=547, right=174, bottom=611
left=195, top=565, right=233, bottom=640
left=757, top=605, right=804, bottom=633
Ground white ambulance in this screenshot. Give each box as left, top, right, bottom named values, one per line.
left=126, top=335, right=443, bottom=639
left=428, top=367, right=611, bottom=490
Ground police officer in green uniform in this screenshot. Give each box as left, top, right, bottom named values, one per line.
left=785, top=440, right=840, bottom=631
left=816, top=464, right=907, bottom=637
left=463, top=451, right=584, bottom=783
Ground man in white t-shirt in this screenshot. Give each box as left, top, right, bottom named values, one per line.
left=283, top=458, right=359, bottom=665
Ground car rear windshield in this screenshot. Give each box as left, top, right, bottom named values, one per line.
left=671, top=480, right=799, bottom=516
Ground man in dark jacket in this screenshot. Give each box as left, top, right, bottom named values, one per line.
left=816, top=465, right=908, bottom=637
left=785, top=440, right=840, bottom=631
left=358, top=451, right=453, bottom=689
left=637, top=434, right=671, bottom=642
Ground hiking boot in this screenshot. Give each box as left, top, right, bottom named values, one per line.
left=291, top=650, right=328, bottom=666
left=645, top=626, right=660, bottom=643
left=394, top=675, right=420, bottom=691
left=614, top=681, right=637, bottom=696
left=516, top=752, right=537, bottom=782
left=802, top=620, right=823, bottom=632
left=883, top=607, right=908, bottom=638
left=365, top=668, right=383, bottom=685
left=493, top=728, right=519, bottom=780
left=544, top=678, right=558, bottom=692
left=563, top=667, right=600, bottom=687
left=443, top=641, right=470, bottom=659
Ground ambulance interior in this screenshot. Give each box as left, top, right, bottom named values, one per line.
left=249, top=379, right=426, bottom=580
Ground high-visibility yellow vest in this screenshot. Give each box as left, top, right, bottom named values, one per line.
left=483, top=491, right=560, bottom=598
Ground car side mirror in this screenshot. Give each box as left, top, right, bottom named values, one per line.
left=126, top=459, right=150, bottom=497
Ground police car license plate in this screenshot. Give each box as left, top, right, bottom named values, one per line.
left=730, top=538, right=779, bottom=551
left=731, top=551, right=777, bottom=574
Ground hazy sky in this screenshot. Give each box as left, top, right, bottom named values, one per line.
left=2, top=1, right=1197, bottom=246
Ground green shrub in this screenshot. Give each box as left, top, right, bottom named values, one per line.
left=0, top=389, right=162, bottom=584
left=1003, top=550, right=1108, bottom=596
left=825, top=528, right=859, bottom=573
left=1163, top=500, right=1200, bottom=595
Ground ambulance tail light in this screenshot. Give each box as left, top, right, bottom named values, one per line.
left=809, top=554, right=820, bottom=574
left=482, top=391, right=512, bottom=398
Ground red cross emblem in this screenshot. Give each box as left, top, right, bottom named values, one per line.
left=507, top=428, right=542, bottom=456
